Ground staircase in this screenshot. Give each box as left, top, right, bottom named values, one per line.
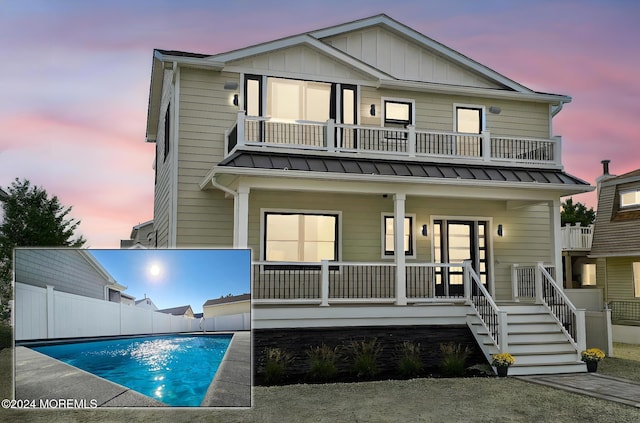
left=468, top=303, right=587, bottom=375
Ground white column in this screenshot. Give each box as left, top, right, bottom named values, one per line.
left=394, top=193, right=407, bottom=305
left=46, top=285, right=55, bottom=339
left=234, top=185, right=250, bottom=248
left=551, top=199, right=564, bottom=287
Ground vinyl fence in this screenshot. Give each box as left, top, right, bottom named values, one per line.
left=15, top=283, right=250, bottom=341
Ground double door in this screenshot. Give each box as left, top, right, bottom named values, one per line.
left=433, top=220, right=489, bottom=297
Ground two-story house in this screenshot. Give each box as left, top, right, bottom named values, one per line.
left=145, top=15, right=593, bottom=374
left=590, top=161, right=640, bottom=343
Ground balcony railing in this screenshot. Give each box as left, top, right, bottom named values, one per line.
left=561, top=224, right=594, bottom=251
left=228, top=112, right=562, bottom=168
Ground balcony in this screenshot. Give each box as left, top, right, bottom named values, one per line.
left=561, top=224, right=594, bottom=251
left=227, top=112, right=563, bottom=169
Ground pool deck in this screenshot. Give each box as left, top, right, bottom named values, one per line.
left=14, top=331, right=251, bottom=408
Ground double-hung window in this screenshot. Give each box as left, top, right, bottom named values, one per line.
left=264, top=212, right=338, bottom=262
left=382, top=215, right=414, bottom=257
left=621, top=189, right=640, bottom=208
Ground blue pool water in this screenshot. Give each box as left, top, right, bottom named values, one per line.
left=32, top=334, right=232, bottom=406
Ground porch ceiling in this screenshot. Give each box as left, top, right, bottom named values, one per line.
left=215, top=150, right=591, bottom=193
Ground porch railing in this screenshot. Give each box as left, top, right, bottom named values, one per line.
left=561, top=224, right=594, bottom=251
left=230, top=112, right=562, bottom=168
left=511, top=264, right=555, bottom=301
left=464, top=261, right=507, bottom=352
left=253, top=261, right=472, bottom=305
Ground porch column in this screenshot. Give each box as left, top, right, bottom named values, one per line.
left=234, top=185, right=250, bottom=248
left=550, top=199, right=564, bottom=287
left=394, top=193, right=407, bottom=305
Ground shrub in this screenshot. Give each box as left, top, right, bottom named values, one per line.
left=0, top=324, right=11, bottom=350
left=346, top=338, right=382, bottom=379
left=440, top=343, right=470, bottom=377
left=396, top=341, right=423, bottom=378
left=262, top=347, right=293, bottom=385
left=306, top=344, right=340, bottom=382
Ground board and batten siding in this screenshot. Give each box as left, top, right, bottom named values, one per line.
left=14, top=249, right=110, bottom=300
left=322, top=27, right=501, bottom=89
left=248, top=190, right=554, bottom=300
left=360, top=86, right=551, bottom=138
left=175, top=67, right=238, bottom=247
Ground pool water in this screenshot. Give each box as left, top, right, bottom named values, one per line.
left=32, top=334, right=232, bottom=406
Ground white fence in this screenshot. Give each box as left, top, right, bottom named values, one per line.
left=15, top=283, right=250, bottom=341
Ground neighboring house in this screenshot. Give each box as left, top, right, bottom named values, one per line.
left=157, top=305, right=195, bottom=319
left=0, top=187, right=8, bottom=222
left=14, top=249, right=129, bottom=303
left=120, top=220, right=156, bottom=248
left=589, top=161, right=640, bottom=342
left=203, top=294, right=250, bottom=318
left=135, top=296, right=159, bottom=311
left=145, top=15, right=593, bottom=374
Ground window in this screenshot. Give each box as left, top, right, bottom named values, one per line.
left=582, top=263, right=596, bottom=286
left=456, top=106, right=483, bottom=134
left=163, top=102, right=170, bottom=161
left=383, top=215, right=414, bottom=256
left=265, top=213, right=337, bottom=262
left=384, top=100, right=412, bottom=126
left=266, top=77, right=331, bottom=122
left=621, top=189, right=640, bottom=208
left=634, top=262, right=640, bottom=298
left=245, top=75, right=262, bottom=117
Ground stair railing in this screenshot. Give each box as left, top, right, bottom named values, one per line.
left=535, top=262, right=586, bottom=358
left=464, top=261, right=508, bottom=352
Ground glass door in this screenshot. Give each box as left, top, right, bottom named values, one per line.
left=434, top=220, right=489, bottom=297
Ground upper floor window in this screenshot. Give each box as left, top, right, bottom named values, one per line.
left=266, top=77, right=331, bottom=122
left=245, top=75, right=262, bottom=117
left=620, top=189, right=640, bottom=208
left=383, top=99, right=413, bottom=127
left=456, top=105, right=483, bottom=134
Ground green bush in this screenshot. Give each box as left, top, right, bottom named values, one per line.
left=306, top=344, right=340, bottom=382
left=0, top=324, right=11, bottom=350
left=346, top=338, right=382, bottom=379
left=396, top=341, right=423, bottom=378
left=262, top=347, right=293, bottom=385
left=440, top=343, right=470, bottom=377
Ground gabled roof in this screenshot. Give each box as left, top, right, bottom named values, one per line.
left=157, top=305, right=194, bottom=316
left=204, top=293, right=251, bottom=307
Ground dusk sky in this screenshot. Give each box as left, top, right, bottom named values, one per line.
left=89, top=249, right=251, bottom=313
left=1, top=0, right=639, bottom=247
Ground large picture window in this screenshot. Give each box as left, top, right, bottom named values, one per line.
left=266, top=77, right=331, bottom=122
left=265, top=212, right=338, bottom=262
left=383, top=215, right=414, bottom=257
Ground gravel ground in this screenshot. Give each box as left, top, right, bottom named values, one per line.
left=2, top=345, right=640, bottom=422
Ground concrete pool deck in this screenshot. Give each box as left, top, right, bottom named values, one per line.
left=15, top=331, right=251, bottom=408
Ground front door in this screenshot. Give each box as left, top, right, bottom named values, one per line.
left=434, top=220, right=489, bottom=297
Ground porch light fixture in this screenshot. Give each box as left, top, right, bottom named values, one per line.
left=489, top=106, right=501, bottom=114
left=421, top=224, right=428, bottom=236
left=497, top=224, right=504, bottom=237
left=233, top=94, right=239, bottom=106
left=224, top=81, right=238, bottom=90
left=370, top=104, right=376, bottom=116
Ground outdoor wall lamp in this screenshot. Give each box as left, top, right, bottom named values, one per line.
left=497, top=224, right=504, bottom=237
left=370, top=104, right=376, bottom=116
left=421, top=224, right=428, bottom=237
left=489, top=105, right=502, bottom=114
left=233, top=94, right=239, bottom=106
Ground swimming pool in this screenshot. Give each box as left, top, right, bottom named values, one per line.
left=32, top=334, right=232, bottom=406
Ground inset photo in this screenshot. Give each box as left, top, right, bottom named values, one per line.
left=13, top=248, right=251, bottom=408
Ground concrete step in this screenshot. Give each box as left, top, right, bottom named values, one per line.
left=510, top=352, right=579, bottom=365
left=506, top=361, right=586, bottom=376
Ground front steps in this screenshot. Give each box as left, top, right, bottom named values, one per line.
left=468, top=303, right=586, bottom=375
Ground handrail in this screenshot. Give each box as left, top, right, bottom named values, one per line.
left=536, top=262, right=586, bottom=355
left=464, top=261, right=507, bottom=352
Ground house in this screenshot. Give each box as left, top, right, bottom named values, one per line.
left=135, top=296, right=159, bottom=311
left=157, top=305, right=195, bottom=319
left=14, top=249, right=130, bottom=303
left=203, top=293, right=250, bottom=318
left=145, top=15, right=593, bottom=374
left=120, top=220, right=156, bottom=248
left=589, top=160, right=640, bottom=343
left=0, top=187, right=8, bottom=223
